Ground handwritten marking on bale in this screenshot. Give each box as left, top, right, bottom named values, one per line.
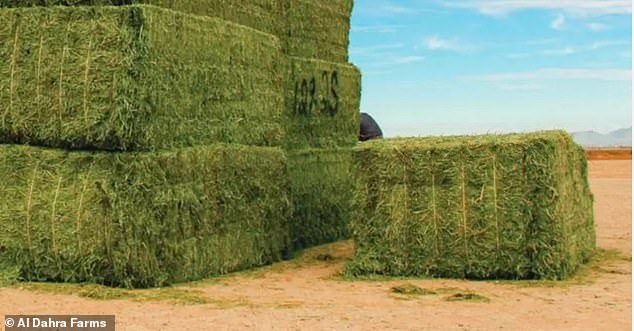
left=293, top=70, right=340, bottom=117
left=284, top=57, right=361, bottom=149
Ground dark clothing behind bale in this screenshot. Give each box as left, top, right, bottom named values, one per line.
left=359, top=113, right=383, bottom=142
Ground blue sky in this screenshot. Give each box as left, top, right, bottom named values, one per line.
left=349, top=0, right=632, bottom=137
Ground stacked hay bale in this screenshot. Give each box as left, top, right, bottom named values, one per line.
left=0, top=4, right=292, bottom=288
left=286, top=1, right=353, bottom=62
left=3, top=1, right=360, bottom=253
left=0, top=0, right=361, bottom=285
left=0, top=0, right=351, bottom=62
left=347, top=131, right=596, bottom=280
left=0, top=145, right=290, bottom=288
left=283, top=1, right=360, bottom=250
left=287, top=148, right=354, bottom=249
left=0, top=5, right=285, bottom=149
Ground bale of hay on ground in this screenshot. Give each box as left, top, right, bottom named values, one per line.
left=0, top=5, right=284, bottom=151
left=286, top=0, right=353, bottom=62
left=284, top=57, right=361, bottom=149
left=346, top=131, right=595, bottom=280
left=288, top=148, right=354, bottom=250
left=0, top=144, right=291, bottom=288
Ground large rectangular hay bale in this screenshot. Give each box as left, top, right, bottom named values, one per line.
left=0, top=144, right=291, bottom=288
left=0, top=0, right=288, bottom=38
left=347, top=131, right=595, bottom=280
left=284, top=57, right=361, bottom=149
left=288, top=148, right=354, bottom=250
left=0, top=5, right=284, bottom=150
left=1, top=0, right=354, bottom=62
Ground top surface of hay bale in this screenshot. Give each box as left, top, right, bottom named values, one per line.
left=0, top=0, right=355, bottom=62
left=0, top=5, right=284, bottom=150
left=348, top=131, right=595, bottom=280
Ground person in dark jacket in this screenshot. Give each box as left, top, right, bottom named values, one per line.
left=359, top=112, right=383, bottom=142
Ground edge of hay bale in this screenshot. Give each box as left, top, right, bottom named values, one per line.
left=0, top=143, right=291, bottom=288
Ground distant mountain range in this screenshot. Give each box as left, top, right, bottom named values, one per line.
left=572, top=127, right=632, bottom=147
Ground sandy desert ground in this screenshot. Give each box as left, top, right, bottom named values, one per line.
left=0, top=158, right=631, bottom=331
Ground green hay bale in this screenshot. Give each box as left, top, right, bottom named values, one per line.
left=286, top=0, right=353, bottom=62
left=0, top=144, right=291, bottom=288
left=1, top=0, right=353, bottom=62
left=284, top=57, right=361, bottom=149
left=346, top=131, right=595, bottom=280
left=0, top=0, right=288, bottom=37
left=0, top=5, right=284, bottom=151
left=288, top=148, right=354, bottom=250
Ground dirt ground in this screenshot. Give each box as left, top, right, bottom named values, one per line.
left=586, top=149, right=632, bottom=161
left=1, top=160, right=631, bottom=331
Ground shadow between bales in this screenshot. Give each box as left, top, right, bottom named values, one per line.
left=187, top=240, right=354, bottom=286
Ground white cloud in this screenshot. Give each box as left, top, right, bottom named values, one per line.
left=424, top=36, right=470, bottom=52
left=505, top=53, right=532, bottom=59
left=507, top=40, right=630, bottom=59
left=359, top=53, right=426, bottom=67
left=591, top=40, right=630, bottom=49
left=551, top=14, right=566, bottom=30
left=381, top=5, right=415, bottom=15
left=392, top=56, right=426, bottom=64
left=521, top=38, right=560, bottom=46
left=499, top=83, right=544, bottom=91
left=441, top=0, right=632, bottom=16
left=587, top=23, right=611, bottom=31
left=356, top=3, right=449, bottom=17
left=352, top=25, right=401, bottom=33
left=541, top=47, right=576, bottom=55
left=350, top=43, right=404, bottom=56
left=469, top=68, right=632, bottom=81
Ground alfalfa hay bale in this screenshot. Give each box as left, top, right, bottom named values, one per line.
left=0, top=5, right=284, bottom=151
left=0, top=144, right=291, bottom=288
left=346, top=131, right=595, bottom=280
left=288, top=148, right=354, bottom=250
left=1, top=0, right=354, bottom=62
left=286, top=0, right=353, bottom=62
left=284, top=57, right=361, bottom=149
left=0, top=0, right=289, bottom=39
